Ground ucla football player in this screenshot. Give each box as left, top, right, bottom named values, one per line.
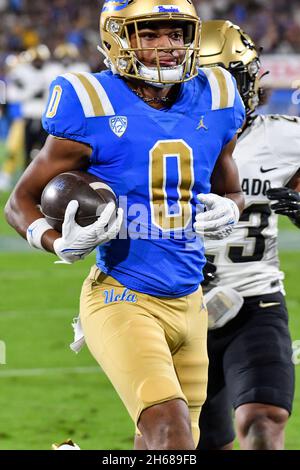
left=5, top=1, right=245, bottom=449
left=198, top=20, right=300, bottom=450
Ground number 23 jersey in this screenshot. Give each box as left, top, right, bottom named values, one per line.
left=205, top=114, right=300, bottom=297
left=43, top=68, right=244, bottom=297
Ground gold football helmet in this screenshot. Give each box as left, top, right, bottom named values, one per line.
left=99, top=0, right=201, bottom=86
left=22, top=44, right=51, bottom=64
left=54, top=43, right=80, bottom=61
left=199, top=20, right=261, bottom=114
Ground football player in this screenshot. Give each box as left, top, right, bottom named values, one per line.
left=5, top=1, right=245, bottom=450
left=198, top=20, right=300, bottom=450
left=48, top=43, right=91, bottom=78
left=0, top=54, right=25, bottom=192
left=6, top=45, right=53, bottom=168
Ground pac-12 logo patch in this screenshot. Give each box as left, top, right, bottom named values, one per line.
left=102, top=0, right=131, bottom=12
left=109, top=116, right=128, bottom=137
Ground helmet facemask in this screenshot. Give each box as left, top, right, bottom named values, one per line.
left=101, top=14, right=201, bottom=86
left=229, top=57, right=261, bottom=116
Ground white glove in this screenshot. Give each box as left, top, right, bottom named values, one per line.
left=53, top=200, right=123, bottom=264
left=194, top=193, right=240, bottom=240
left=70, top=316, right=85, bottom=353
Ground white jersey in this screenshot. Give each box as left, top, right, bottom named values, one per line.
left=7, top=61, right=90, bottom=120
left=205, top=114, right=300, bottom=297
left=7, top=62, right=59, bottom=119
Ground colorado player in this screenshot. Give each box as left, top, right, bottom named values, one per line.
left=7, top=45, right=53, bottom=168
left=5, top=1, right=245, bottom=450
left=198, top=20, right=299, bottom=450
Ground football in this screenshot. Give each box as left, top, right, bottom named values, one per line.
left=40, top=171, right=117, bottom=232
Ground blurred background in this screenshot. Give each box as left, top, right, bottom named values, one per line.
left=0, top=0, right=299, bottom=450
left=1, top=0, right=300, bottom=188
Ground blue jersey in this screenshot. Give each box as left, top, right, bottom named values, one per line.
left=43, top=68, right=245, bottom=297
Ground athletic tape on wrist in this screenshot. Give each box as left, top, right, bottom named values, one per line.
left=26, top=218, right=53, bottom=250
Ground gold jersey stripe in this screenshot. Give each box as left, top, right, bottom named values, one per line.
left=211, top=68, right=228, bottom=109
left=74, top=73, right=105, bottom=116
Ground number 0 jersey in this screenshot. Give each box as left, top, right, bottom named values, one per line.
left=205, top=115, right=300, bottom=297
left=43, top=68, right=244, bottom=297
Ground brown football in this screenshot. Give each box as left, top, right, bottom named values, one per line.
left=40, top=171, right=117, bottom=232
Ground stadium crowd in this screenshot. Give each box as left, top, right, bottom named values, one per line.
left=1, top=0, right=300, bottom=190
left=1, top=0, right=300, bottom=72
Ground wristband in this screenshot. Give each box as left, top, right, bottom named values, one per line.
left=26, top=218, right=53, bottom=250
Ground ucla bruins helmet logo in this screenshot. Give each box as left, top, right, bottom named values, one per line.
left=102, top=0, right=132, bottom=12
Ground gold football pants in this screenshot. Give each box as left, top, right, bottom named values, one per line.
left=80, top=266, right=208, bottom=446
left=2, top=119, right=24, bottom=175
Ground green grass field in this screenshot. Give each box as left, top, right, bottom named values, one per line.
left=0, top=190, right=299, bottom=450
